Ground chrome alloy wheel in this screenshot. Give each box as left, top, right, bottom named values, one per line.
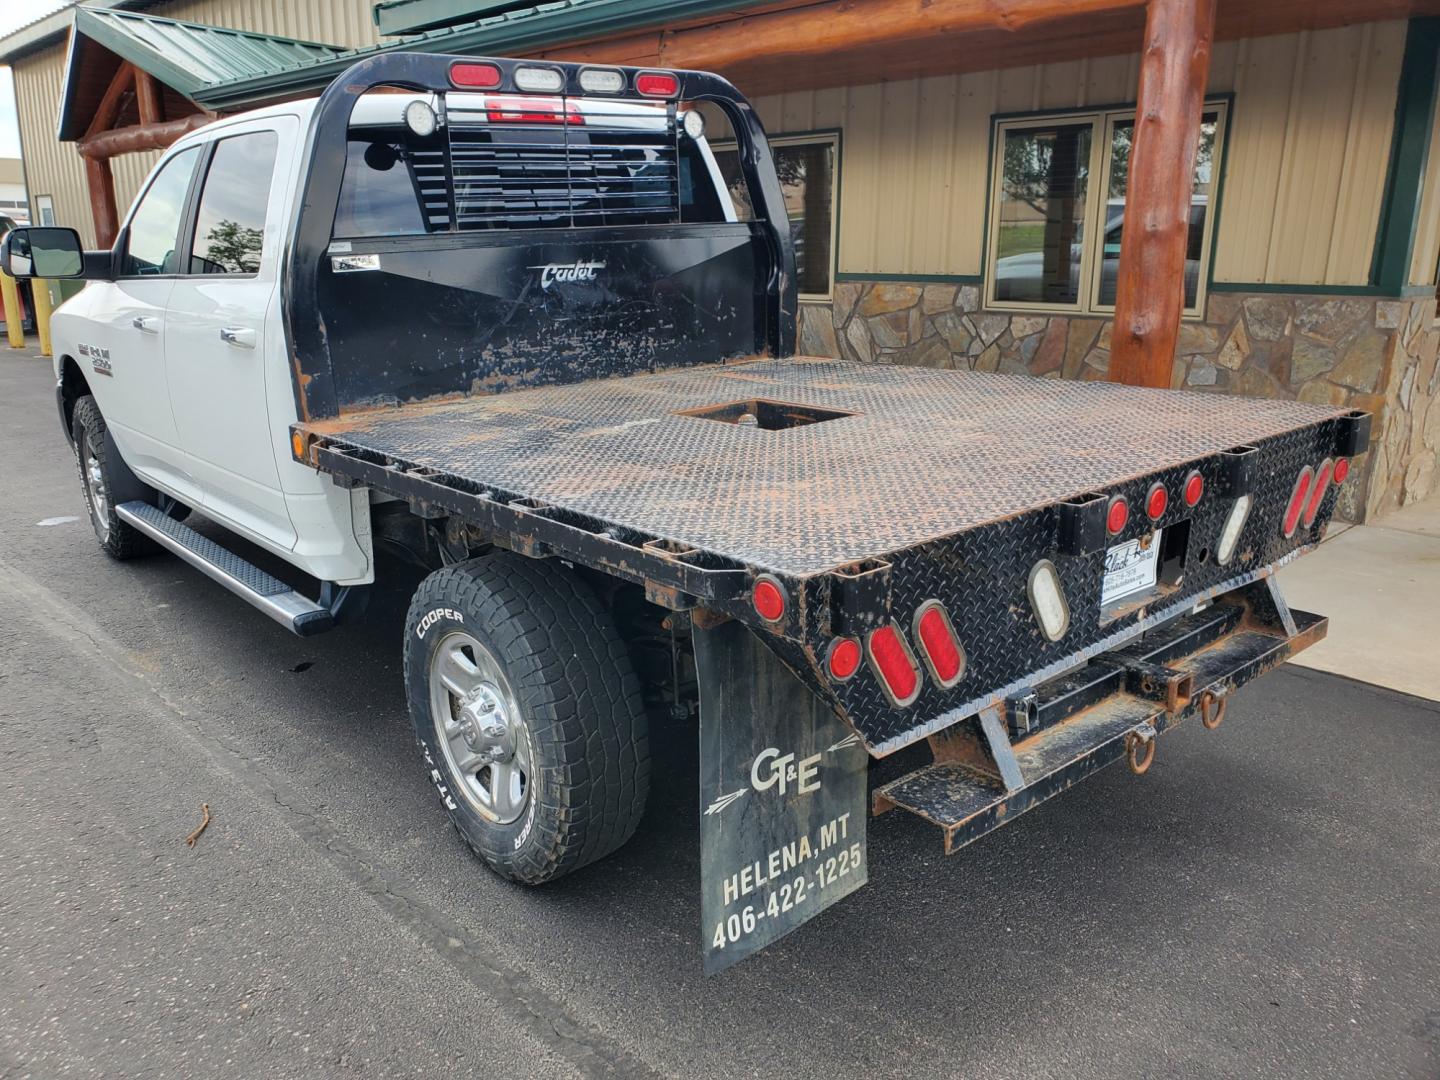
left=428, top=631, right=532, bottom=824
left=82, top=431, right=110, bottom=540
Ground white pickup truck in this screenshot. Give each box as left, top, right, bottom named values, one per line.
left=4, top=52, right=1365, bottom=972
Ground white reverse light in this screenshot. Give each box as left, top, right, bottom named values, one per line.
left=681, top=109, right=706, bottom=140
left=1027, top=559, right=1070, bottom=641
left=1216, top=494, right=1254, bottom=566
left=578, top=68, right=625, bottom=94
left=404, top=100, right=437, bottom=137
left=514, top=66, right=565, bottom=92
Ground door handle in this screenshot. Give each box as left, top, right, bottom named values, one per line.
left=219, top=326, right=257, bottom=349
left=132, top=315, right=160, bottom=334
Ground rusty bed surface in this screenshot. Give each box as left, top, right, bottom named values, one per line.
left=299, top=356, right=1347, bottom=576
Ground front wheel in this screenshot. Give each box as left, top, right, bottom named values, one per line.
left=403, top=553, right=651, bottom=883
left=71, top=396, right=151, bottom=560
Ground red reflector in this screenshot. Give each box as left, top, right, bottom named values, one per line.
left=867, top=623, right=920, bottom=706
left=1302, top=459, right=1333, bottom=528
left=1183, top=470, right=1204, bottom=507
left=1282, top=466, right=1314, bottom=538
left=915, top=603, right=965, bottom=687
left=449, top=61, right=502, bottom=88
left=751, top=576, right=786, bottom=622
left=1106, top=496, right=1129, bottom=535
left=635, top=71, right=679, bottom=97
left=827, top=638, right=862, bottom=681
left=1145, top=482, right=1168, bottom=520
left=1333, top=457, right=1350, bottom=484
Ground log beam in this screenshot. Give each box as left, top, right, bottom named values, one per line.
left=84, top=62, right=136, bottom=140
left=77, top=114, right=212, bottom=160
left=1108, top=0, right=1216, bottom=389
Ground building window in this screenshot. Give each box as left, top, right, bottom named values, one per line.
left=35, top=195, right=54, bottom=227
left=713, top=132, right=838, bottom=301
left=986, top=103, right=1226, bottom=317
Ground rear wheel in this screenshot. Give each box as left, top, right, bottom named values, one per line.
left=71, top=396, right=151, bottom=560
left=403, top=553, right=650, bottom=883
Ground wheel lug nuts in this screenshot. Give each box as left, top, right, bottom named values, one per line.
left=483, top=724, right=507, bottom=740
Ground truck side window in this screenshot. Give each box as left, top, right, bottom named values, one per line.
left=333, top=135, right=428, bottom=239
left=189, top=131, right=279, bottom=275
left=121, top=146, right=200, bottom=276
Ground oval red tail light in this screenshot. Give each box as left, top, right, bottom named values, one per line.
left=635, top=71, right=679, bottom=97
left=914, top=602, right=966, bottom=688
left=449, top=61, right=502, bottom=88
left=1106, top=495, right=1129, bottom=535
left=1282, top=466, right=1314, bottom=538
left=1302, top=459, right=1333, bottom=528
left=866, top=623, right=921, bottom=707
left=1333, top=457, right=1351, bottom=484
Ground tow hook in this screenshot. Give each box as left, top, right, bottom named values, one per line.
left=1199, top=686, right=1229, bottom=730
left=1125, top=721, right=1157, bottom=776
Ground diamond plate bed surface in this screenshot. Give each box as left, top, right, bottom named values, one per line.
left=302, top=357, right=1346, bottom=576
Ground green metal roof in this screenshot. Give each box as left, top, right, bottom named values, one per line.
left=373, top=0, right=532, bottom=37
left=58, top=7, right=348, bottom=139
left=196, top=0, right=773, bottom=112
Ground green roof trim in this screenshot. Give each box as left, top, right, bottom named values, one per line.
left=195, top=0, right=776, bottom=112
left=58, top=7, right=348, bottom=139
left=374, top=0, right=533, bottom=37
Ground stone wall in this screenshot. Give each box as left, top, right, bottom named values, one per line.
left=798, top=282, right=1440, bottom=522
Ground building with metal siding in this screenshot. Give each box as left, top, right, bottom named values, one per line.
left=1, top=0, right=1439, bottom=520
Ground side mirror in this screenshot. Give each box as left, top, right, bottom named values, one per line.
left=2, top=227, right=86, bottom=280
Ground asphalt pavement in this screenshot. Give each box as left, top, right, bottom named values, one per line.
left=1, top=345, right=1437, bottom=1079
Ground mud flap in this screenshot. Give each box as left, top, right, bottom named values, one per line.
left=695, top=620, right=869, bottom=974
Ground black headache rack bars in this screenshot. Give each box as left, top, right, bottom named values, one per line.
left=281, top=52, right=798, bottom=423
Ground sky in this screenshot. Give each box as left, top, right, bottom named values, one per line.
left=0, top=0, right=72, bottom=160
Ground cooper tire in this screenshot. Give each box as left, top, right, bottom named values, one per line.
left=404, top=553, right=650, bottom=884
left=71, top=396, right=151, bottom=560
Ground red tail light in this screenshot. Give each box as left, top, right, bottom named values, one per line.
left=1302, top=459, right=1333, bottom=528
left=1183, top=470, right=1204, bottom=507
left=826, top=638, right=862, bottom=681
left=1145, top=482, right=1168, bottom=521
left=484, top=95, right=582, bottom=124
left=1282, top=466, right=1314, bottom=538
left=449, top=61, right=502, bottom=88
left=1106, top=495, right=1129, bottom=535
left=914, top=602, right=965, bottom=687
left=1333, top=457, right=1351, bottom=484
left=866, top=623, right=921, bottom=707
left=751, top=576, right=787, bottom=622
left=635, top=71, right=679, bottom=97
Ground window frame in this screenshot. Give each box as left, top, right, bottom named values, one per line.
left=713, top=129, right=841, bottom=303
left=984, top=99, right=1228, bottom=319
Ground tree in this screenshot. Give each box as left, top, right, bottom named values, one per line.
left=198, top=219, right=263, bottom=274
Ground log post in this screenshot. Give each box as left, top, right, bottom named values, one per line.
left=1108, top=0, right=1216, bottom=389
left=85, top=156, right=120, bottom=250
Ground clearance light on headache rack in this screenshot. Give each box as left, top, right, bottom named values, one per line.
left=635, top=70, right=680, bottom=97
left=1216, top=494, right=1253, bottom=565
left=578, top=68, right=625, bottom=94
left=449, top=61, right=501, bottom=89
left=514, top=66, right=565, bottom=92
left=1027, top=560, right=1070, bottom=641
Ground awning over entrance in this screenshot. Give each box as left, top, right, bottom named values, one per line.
left=56, top=7, right=348, bottom=142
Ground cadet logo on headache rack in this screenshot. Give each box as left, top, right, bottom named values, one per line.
left=530, top=260, right=605, bottom=290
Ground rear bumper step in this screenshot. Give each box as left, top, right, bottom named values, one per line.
left=115, top=501, right=335, bottom=637
left=874, top=578, right=1326, bottom=855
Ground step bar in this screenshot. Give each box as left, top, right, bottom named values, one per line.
left=115, top=501, right=337, bottom=636
left=873, top=576, right=1327, bottom=855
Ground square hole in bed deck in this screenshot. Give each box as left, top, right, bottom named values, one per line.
left=674, top=398, right=858, bottom=430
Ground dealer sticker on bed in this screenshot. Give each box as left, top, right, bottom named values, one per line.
left=1102, top=531, right=1162, bottom=605
left=695, top=622, right=868, bottom=975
